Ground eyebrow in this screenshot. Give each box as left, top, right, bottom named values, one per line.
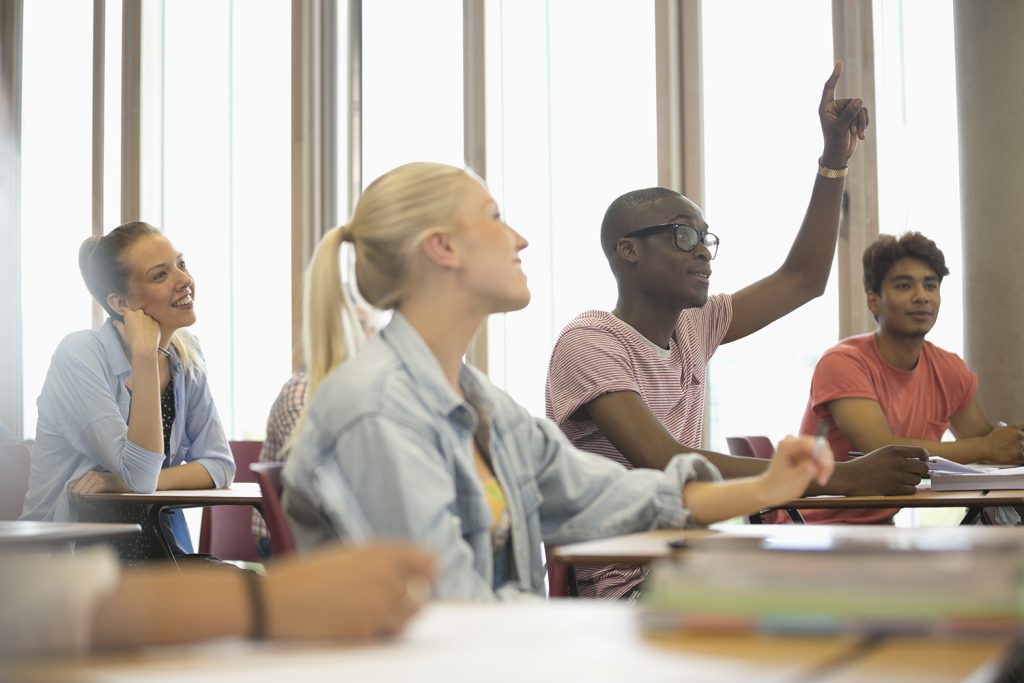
left=890, top=274, right=940, bottom=282
left=666, top=213, right=697, bottom=223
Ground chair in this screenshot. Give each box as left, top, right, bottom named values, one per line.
left=198, top=440, right=263, bottom=562
left=0, top=443, right=32, bottom=521
left=250, top=462, right=296, bottom=556
left=725, top=436, right=774, bottom=459
left=544, top=544, right=578, bottom=598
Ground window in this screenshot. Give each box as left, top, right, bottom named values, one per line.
left=874, top=0, right=962, bottom=355
left=361, top=0, right=464, bottom=186
left=702, top=0, right=836, bottom=450
left=150, top=0, right=291, bottom=438
left=20, top=0, right=95, bottom=437
left=486, top=0, right=658, bottom=416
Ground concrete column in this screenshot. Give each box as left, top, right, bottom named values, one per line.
left=954, top=0, right=1024, bottom=421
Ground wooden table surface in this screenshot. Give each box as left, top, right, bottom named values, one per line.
left=81, top=482, right=263, bottom=506
left=784, top=482, right=1024, bottom=509
left=5, top=602, right=1014, bottom=683
left=551, top=522, right=1024, bottom=566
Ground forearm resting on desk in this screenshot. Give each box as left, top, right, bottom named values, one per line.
left=156, top=461, right=216, bottom=490
left=92, top=566, right=249, bottom=649
left=91, top=544, right=436, bottom=650
left=684, top=436, right=832, bottom=525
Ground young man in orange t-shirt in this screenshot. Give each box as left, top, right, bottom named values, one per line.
left=799, top=231, right=1024, bottom=523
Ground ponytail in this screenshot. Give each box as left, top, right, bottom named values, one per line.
left=303, top=225, right=365, bottom=401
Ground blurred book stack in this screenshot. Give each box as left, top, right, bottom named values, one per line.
left=641, top=525, right=1024, bottom=636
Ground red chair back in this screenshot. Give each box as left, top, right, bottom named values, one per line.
left=745, top=436, right=775, bottom=459
left=725, top=436, right=775, bottom=460
left=198, top=441, right=262, bottom=561
left=726, top=436, right=787, bottom=524
left=545, top=544, right=571, bottom=598
left=725, top=436, right=756, bottom=458
left=0, top=443, right=31, bottom=521
left=250, top=462, right=296, bottom=556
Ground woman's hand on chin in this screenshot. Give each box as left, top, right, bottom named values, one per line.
left=114, top=309, right=162, bottom=358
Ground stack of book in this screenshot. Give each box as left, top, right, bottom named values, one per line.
left=927, top=456, right=1024, bottom=491
left=641, top=525, right=1024, bottom=636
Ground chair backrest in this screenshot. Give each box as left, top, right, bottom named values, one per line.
left=726, top=436, right=788, bottom=524
left=250, top=462, right=296, bottom=557
left=725, top=436, right=756, bottom=458
left=198, top=441, right=263, bottom=562
left=745, top=436, right=775, bottom=459
left=545, top=544, right=570, bottom=598
left=725, top=436, right=774, bottom=460
left=0, top=443, right=32, bottom=521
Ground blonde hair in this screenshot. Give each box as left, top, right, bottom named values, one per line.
left=79, top=222, right=204, bottom=376
left=303, top=162, right=473, bottom=400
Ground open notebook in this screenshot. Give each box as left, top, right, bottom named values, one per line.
left=928, top=456, right=1024, bottom=491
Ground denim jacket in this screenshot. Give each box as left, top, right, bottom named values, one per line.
left=22, top=320, right=235, bottom=523
left=283, top=313, right=720, bottom=600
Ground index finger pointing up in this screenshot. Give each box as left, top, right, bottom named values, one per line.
left=820, top=61, right=843, bottom=108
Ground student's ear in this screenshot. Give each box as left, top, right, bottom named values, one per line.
left=616, top=238, right=640, bottom=264
left=420, top=230, right=460, bottom=270
left=866, top=290, right=880, bottom=318
left=106, top=293, right=131, bottom=319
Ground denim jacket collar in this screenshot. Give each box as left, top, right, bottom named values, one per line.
left=381, top=312, right=495, bottom=432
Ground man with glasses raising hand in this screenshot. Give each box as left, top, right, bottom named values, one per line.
left=545, top=62, right=928, bottom=601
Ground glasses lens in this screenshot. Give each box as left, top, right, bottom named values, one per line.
left=673, top=225, right=719, bottom=259
left=673, top=225, right=700, bottom=251
left=704, top=233, right=719, bottom=260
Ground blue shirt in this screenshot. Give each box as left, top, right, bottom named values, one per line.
left=22, top=321, right=235, bottom=524
left=283, top=313, right=720, bottom=600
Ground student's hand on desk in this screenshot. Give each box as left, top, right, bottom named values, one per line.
left=761, top=435, right=835, bottom=502
left=981, top=424, right=1024, bottom=465
left=833, top=445, right=929, bottom=496
left=70, top=471, right=132, bottom=496
left=818, top=61, right=870, bottom=168
left=264, top=543, right=436, bottom=641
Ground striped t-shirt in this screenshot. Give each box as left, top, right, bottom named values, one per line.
left=544, top=294, right=733, bottom=598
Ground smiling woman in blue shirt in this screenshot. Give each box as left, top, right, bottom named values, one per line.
left=21, top=222, right=235, bottom=561
left=283, top=162, right=834, bottom=600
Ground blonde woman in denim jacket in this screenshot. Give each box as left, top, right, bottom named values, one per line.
left=283, top=163, right=834, bottom=600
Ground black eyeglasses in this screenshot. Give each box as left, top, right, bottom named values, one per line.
left=622, top=223, right=719, bottom=260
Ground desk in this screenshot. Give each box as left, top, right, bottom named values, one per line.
left=771, top=483, right=1024, bottom=525
left=784, top=483, right=1024, bottom=510
left=81, top=483, right=263, bottom=559
left=552, top=523, right=1024, bottom=567
left=81, top=482, right=263, bottom=507
left=6, top=602, right=1014, bottom=683
left=0, top=520, right=141, bottom=547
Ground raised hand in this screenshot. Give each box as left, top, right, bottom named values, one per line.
left=113, top=309, right=162, bottom=359
left=819, top=61, right=870, bottom=168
